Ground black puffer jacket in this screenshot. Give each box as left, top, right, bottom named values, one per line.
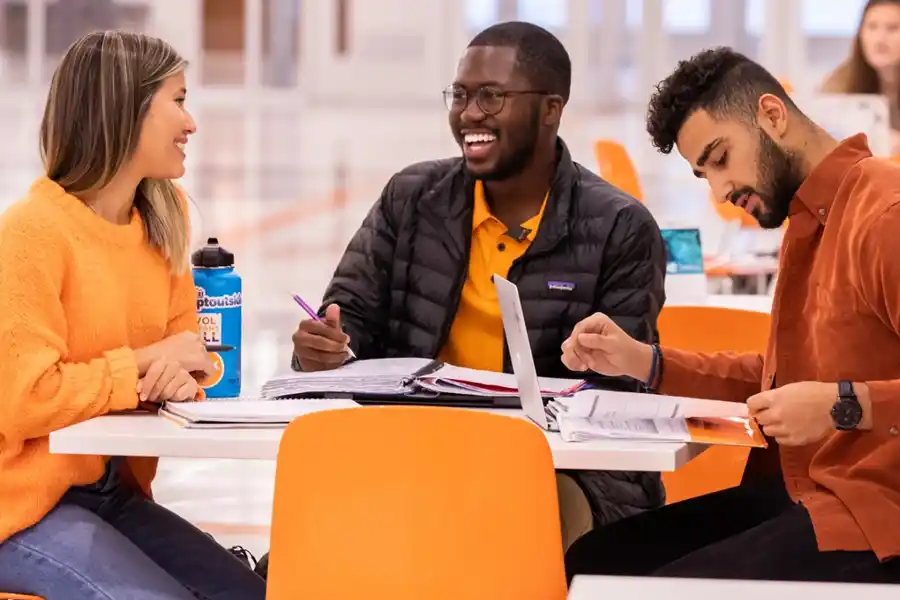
left=311, top=140, right=668, bottom=523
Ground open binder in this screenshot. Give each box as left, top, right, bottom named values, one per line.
left=259, top=357, right=587, bottom=405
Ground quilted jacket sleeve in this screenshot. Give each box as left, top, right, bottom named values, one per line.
left=586, top=201, right=667, bottom=391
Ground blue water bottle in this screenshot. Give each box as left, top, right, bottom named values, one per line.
left=191, top=237, right=242, bottom=398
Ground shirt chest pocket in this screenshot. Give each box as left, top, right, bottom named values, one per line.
left=806, top=283, right=865, bottom=377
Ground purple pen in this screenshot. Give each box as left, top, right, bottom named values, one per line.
left=292, top=294, right=357, bottom=359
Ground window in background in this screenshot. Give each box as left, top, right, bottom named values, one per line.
left=262, top=0, right=300, bottom=87
left=802, top=0, right=866, bottom=37
left=663, top=0, right=710, bottom=34
left=745, top=0, right=763, bottom=37
left=201, top=0, right=245, bottom=86
left=627, top=0, right=643, bottom=29
left=0, top=1, right=29, bottom=84
left=465, top=0, right=499, bottom=31
left=589, top=0, right=603, bottom=24
left=517, top=0, right=567, bottom=29
left=336, top=0, right=349, bottom=55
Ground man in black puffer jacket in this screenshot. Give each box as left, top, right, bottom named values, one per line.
left=288, top=21, right=667, bottom=561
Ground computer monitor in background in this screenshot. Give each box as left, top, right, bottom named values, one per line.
left=660, top=227, right=707, bottom=305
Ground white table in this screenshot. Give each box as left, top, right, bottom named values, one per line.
left=568, top=576, right=898, bottom=600
left=49, top=410, right=704, bottom=472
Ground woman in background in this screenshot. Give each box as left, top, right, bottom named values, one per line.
left=823, top=0, right=900, bottom=154
left=0, top=31, right=266, bottom=599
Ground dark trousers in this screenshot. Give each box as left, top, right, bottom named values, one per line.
left=565, top=477, right=900, bottom=585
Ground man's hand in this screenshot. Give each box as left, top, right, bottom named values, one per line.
left=747, top=381, right=848, bottom=446
left=292, top=304, right=351, bottom=372
left=561, top=312, right=654, bottom=381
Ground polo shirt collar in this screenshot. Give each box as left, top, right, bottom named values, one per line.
left=472, top=180, right=548, bottom=242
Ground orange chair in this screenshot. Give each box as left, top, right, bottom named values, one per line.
left=0, top=594, right=44, bottom=599
left=266, top=406, right=567, bottom=600
left=593, top=140, right=644, bottom=202
left=658, top=306, right=771, bottom=504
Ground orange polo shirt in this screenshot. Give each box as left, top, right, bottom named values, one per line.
left=438, top=180, right=548, bottom=372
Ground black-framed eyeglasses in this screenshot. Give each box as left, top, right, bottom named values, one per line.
left=442, top=84, right=550, bottom=115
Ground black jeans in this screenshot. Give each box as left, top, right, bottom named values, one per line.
left=565, top=477, right=900, bottom=585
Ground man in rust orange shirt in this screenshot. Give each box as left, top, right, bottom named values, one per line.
left=561, top=46, right=900, bottom=584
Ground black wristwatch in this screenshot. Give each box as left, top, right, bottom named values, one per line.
left=831, top=380, right=863, bottom=430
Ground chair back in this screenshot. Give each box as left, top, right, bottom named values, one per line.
left=658, top=306, right=771, bottom=503
left=593, top=140, right=643, bottom=202
left=265, top=406, right=567, bottom=600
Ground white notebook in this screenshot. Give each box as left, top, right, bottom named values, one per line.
left=159, top=398, right=359, bottom=429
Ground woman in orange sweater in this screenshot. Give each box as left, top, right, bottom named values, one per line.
left=0, top=32, right=266, bottom=599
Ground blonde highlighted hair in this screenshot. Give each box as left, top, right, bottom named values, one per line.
left=40, top=30, right=190, bottom=273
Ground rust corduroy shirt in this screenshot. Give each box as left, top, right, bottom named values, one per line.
left=659, top=134, right=900, bottom=561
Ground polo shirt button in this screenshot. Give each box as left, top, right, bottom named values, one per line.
left=889, top=426, right=899, bottom=436
left=818, top=208, right=826, bottom=216
left=497, top=242, right=506, bottom=252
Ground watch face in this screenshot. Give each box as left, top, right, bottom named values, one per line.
left=832, top=399, right=863, bottom=430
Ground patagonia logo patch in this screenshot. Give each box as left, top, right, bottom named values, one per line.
left=547, top=280, right=576, bottom=292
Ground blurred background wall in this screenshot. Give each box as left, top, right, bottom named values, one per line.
left=0, top=0, right=871, bottom=105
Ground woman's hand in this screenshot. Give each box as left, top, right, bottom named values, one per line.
left=137, top=358, right=200, bottom=403
left=135, top=331, right=215, bottom=378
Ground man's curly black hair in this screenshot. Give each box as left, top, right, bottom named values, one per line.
left=469, top=21, right=571, bottom=104
left=646, top=47, right=803, bottom=154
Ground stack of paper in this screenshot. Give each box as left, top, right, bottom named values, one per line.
left=549, top=390, right=766, bottom=447
left=160, top=399, right=359, bottom=429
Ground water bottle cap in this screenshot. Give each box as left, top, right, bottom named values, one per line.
left=191, top=236, right=234, bottom=268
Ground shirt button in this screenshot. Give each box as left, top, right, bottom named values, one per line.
left=497, top=242, right=506, bottom=252
left=818, top=208, right=827, bottom=216
left=890, top=426, right=899, bottom=436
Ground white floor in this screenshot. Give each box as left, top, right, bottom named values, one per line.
left=0, top=100, right=782, bottom=559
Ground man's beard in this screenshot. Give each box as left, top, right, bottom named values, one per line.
left=752, top=129, right=805, bottom=229
left=466, top=106, right=541, bottom=182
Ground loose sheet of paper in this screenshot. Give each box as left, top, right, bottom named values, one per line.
left=552, top=389, right=749, bottom=420
left=557, top=415, right=691, bottom=443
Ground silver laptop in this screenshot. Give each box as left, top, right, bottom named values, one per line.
left=493, top=274, right=559, bottom=431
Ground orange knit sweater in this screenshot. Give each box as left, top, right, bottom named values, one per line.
left=0, top=176, right=200, bottom=543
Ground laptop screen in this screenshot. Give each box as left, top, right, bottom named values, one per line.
left=660, top=228, right=704, bottom=275
left=492, top=274, right=550, bottom=430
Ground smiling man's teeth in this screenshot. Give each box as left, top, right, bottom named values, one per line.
left=175, top=142, right=186, bottom=151
left=464, top=133, right=496, bottom=144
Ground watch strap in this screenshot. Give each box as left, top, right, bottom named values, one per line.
left=838, top=380, right=855, bottom=399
